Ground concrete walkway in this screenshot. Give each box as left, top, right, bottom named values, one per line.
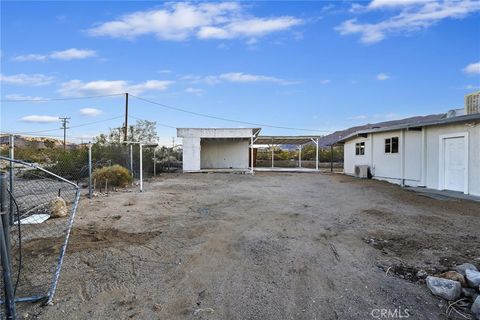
left=405, top=186, right=480, bottom=202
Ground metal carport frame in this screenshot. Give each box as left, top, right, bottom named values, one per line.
left=254, top=136, right=320, bottom=171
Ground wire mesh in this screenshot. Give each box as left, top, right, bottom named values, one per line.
left=0, top=156, right=80, bottom=316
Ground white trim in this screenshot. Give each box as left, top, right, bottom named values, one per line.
left=438, top=132, right=469, bottom=194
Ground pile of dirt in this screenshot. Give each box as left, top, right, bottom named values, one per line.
left=23, top=227, right=163, bottom=256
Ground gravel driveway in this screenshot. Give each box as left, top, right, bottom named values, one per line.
left=24, top=172, right=479, bottom=320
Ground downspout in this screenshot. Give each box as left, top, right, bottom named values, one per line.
left=420, top=127, right=427, bottom=187
left=370, top=133, right=374, bottom=177
left=400, top=129, right=405, bottom=187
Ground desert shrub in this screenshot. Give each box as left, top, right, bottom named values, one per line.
left=93, top=165, right=132, bottom=189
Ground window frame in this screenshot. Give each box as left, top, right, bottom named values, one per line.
left=385, top=136, right=399, bottom=154
left=355, top=141, right=365, bottom=156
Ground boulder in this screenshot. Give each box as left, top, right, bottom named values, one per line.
left=472, top=296, right=480, bottom=320
left=466, top=269, right=480, bottom=289
left=426, top=276, right=461, bottom=301
left=455, top=263, right=478, bottom=277
left=462, top=288, right=478, bottom=299
left=50, top=196, right=68, bottom=218
left=438, top=271, right=467, bottom=288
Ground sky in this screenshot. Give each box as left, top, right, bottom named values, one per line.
left=1, top=0, right=480, bottom=146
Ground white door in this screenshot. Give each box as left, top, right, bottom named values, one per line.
left=443, top=137, right=465, bottom=192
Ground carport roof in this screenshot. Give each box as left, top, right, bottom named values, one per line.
left=255, top=136, right=320, bottom=145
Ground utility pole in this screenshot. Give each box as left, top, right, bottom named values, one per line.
left=59, top=117, right=70, bottom=150
left=124, top=93, right=129, bottom=142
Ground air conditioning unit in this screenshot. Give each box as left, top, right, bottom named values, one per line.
left=354, top=165, right=369, bottom=178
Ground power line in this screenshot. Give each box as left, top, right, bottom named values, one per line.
left=129, top=94, right=331, bottom=133
left=0, top=93, right=124, bottom=102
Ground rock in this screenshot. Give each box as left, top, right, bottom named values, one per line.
left=472, top=296, right=480, bottom=320
left=462, top=287, right=478, bottom=298
left=466, top=269, right=480, bottom=288
left=426, top=276, right=461, bottom=301
left=50, top=196, right=68, bottom=218
left=438, top=271, right=467, bottom=288
left=455, top=263, right=478, bottom=277
left=416, top=269, right=428, bottom=279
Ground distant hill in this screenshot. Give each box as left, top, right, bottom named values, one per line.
left=0, top=134, right=70, bottom=149
left=318, top=113, right=445, bottom=147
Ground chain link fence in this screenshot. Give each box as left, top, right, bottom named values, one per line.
left=0, top=135, right=183, bottom=196
left=0, top=157, right=80, bottom=318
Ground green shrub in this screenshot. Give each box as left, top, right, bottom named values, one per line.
left=93, top=165, right=132, bottom=189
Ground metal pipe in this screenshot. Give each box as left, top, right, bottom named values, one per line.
left=0, top=157, right=78, bottom=188
left=129, top=144, right=133, bottom=177
left=271, top=145, right=274, bottom=168
left=139, top=143, right=143, bottom=192
left=330, top=145, right=334, bottom=173
left=316, top=139, right=319, bottom=171
left=88, top=142, right=92, bottom=199
left=0, top=172, right=16, bottom=318
left=8, top=135, right=14, bottom=227
left=46, top=189, right=80, bottom=305
left=298, top=145, right=302, bottom=168
left=250, top=136, right=254, bottom=175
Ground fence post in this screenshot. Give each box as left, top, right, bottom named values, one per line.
left=0, top=172, right=17, bottom=319
left=8, top=135, right=14, bottom=227
left=88, top=142, right=93, bottom=199
left=330, top=145, right=334, bottom=173
left=153, top=148, right=156, bottom=177
left=139, top=143, right=143, bottom=192
left=129, top=144, right=133, bottom=177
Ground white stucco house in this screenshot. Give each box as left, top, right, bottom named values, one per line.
left=338, top=113, right=480, bottom=196
left=177, top=128, right=260, bottom=173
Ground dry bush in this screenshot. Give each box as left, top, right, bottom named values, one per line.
left=93, top=165, right=132, bottom=190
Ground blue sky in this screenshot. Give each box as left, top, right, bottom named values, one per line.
left=1, top=0, right=479, bottom=145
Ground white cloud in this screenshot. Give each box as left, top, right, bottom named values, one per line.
left=465, top=84, right=479, bottom=90
left=159, top=69, right=172, bottom=74
left=218, top=72, right=293, bottom=84
left=14, top=48, right=96, bottom=61
left=80, top=108, right=103, bottom=117
left=0, top=73, right=54, bottom=86
left=350, top=115, right=368, bottom=120
left=463, top=61, right=480, bottom=74
left=376, top=73, right=390, bottom=80
left=4, top=94, right=47, bottom=101
left=182, top=72, right=294, bottom=85
left=20, top=115, right=59, bottom=123
left=320, top=79, right=331, bottom=84
left=87, top=2, right=301, bottom=42
left=368, top=0, right=430, bottom=9
left=185, top=87, right=204, bottom=95
left=337, top=0, right=480, bottom=43
left=50, top=48, right=96, bottom=60
left=58, top=79, right=174, bottom=96
left=13, top=54, right=47, bottom=62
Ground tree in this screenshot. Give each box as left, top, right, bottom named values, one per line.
left=94, top=120, right=158, bottom=145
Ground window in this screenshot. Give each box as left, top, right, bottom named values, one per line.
left=355, top=142, right=365, bottom=155
left=385, top=137, right=399, bottom=153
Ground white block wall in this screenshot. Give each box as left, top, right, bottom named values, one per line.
left=200, top=139, right=249, bottom=169
left=343, top=122, right=480, bottom=195
left=182, top=137, right=201, bottom=171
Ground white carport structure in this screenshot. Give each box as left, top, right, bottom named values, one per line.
left=254, top=136, right=320, bottom=172
left=177, top=128, right=261, bottom=173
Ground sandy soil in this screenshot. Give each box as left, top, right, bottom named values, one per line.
left=22, top=172, right=480, bottom=319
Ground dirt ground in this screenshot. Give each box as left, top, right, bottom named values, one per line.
left=24, top=172, right=479, bottom=319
